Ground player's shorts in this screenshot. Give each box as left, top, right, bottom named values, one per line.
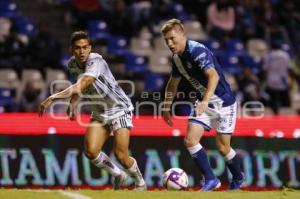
left=188, top=100, right=237, bottom=134
left=91, top=109, right=133, bottom=132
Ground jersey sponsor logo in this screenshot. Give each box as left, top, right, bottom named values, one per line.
left=194, top=52, right=209, bottom=67
left=87, top=61, right=94, bottom=66
left=194, top=52, right=206, bottom=62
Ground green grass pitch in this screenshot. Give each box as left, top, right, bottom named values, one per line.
left=0, top=189, right=299, bottom=199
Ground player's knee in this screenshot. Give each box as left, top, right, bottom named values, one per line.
left=84, top=147, right=100, bottom=160
left=217, top=145, right=230, bottom=156
left=184, top=137, right=197, bottom=147
left=114, top=150, right=128, bottom=164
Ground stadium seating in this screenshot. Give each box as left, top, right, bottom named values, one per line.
left=125, top=53, right=148, bottom=74
left=280, top=42, right=293, bottom=57
left=0, top=17, right=12, bottom=41
left=20, top=69, right=45, bottom=98
left=202, top=38, right=222, bottom=55
left=130, top=37, right=153, bottom=57
left=278, top=107, right=297, bottom=115
left=241, top=54, right=262, bottom=74
left=0, top=87, right=16, bottom=112
left=153, top=36, right=171, bottom=56
left=224, top=38, right=245, bottom=55
left=0, top=0, right=19, bottom=18
left=144, top=73, right=166, bottom=92
left=46, top=68, right=67, bottom=84
left=149, top=52, right=171, bottom=74
left=218, top=52, right=243, bottom=75
left=184, top=20, right=207, bottom=41
left=88, top=20, right=110, bottom=42
left=0, top=0, right=299, bottom=116
left=14, top=16, right=36, bottom=36
left=246, top=39, right=268, bottom=59
left=0, top=69, right=20, bottom=94
left=107, top=35, right=129, bottom=56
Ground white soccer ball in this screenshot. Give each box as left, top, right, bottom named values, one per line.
left=162, top=168, right=188, bottom=190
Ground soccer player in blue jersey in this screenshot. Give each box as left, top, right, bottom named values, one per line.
left=161, top=19, right=244, bottom=191
left=38, top=31, right=146, bottom=190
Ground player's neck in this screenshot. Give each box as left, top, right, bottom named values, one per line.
left=178, top=42, right=187, bottom=56
left=75, top=59, right=86, bottom=69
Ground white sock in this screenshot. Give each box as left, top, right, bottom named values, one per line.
left=91, top=151, right=121, bottom=177
left=224, top=148, right=236, bottom=161
left=187, top=143, right=203, bottom=155
left=126, top=157, right=145, bottom=186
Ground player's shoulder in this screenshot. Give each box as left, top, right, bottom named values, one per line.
left=86, top=52, right=105, bottom=67
left=88, top=52, right=104, bottom=62
left=187, top=40, right=209, bottom=61
left=187, top=40, right=207, bottom=54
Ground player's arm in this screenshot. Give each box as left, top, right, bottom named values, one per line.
left=197, top=67, right=219, bottom=115
left=67, top=94, right=80, bottom=120
left=162, top=75, right=182, bottom=126
left=38, top=75, right=95, bottom=116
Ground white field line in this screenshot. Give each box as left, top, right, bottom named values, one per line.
left=57, top=190, right=91, bottom=199
left=29, top=189, right=91, bottom=199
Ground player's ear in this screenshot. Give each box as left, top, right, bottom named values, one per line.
left=69, top=46, right=73, bottom=53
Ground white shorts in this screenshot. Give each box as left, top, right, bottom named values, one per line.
left=91, top=110, right=133, bottom=132
left=188, top=101, right=237, bottom=134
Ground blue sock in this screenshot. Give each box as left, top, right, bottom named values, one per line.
left=188, top=144, right=216, bottom=181
left=225, top=149, right=243, bottom=180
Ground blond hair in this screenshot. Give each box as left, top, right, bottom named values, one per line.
left=161, top=19, right=185, bottom=34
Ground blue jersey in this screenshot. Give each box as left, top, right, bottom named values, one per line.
left=171, top=40, right=235, bottom=107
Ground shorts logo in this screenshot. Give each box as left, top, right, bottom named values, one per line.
left=219, top=126, right=226, bottom=131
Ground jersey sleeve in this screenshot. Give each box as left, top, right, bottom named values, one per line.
left=83, top=58, right=104, bottom=78
left=171, top=56, right=181, bottom=77
left=191, top=45, right=215, bottom=71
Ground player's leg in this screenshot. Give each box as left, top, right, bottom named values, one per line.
left=111, top=111, right=146, bottom=190
left=113, top=127, right=146, bottom=190
left=185, top=121, right=220, bottom=191
left=215, top=102, right=244, bottom=190
left=84, top=120, right=123, bottom=179
left=215, top=133, right=244, bottom=190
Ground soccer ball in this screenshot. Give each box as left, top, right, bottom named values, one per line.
left=162, top=168, right=188, bottom=190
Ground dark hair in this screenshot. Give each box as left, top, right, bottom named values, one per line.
left=70, top=31, right=91, bottom=45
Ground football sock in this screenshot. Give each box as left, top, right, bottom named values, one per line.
left=188, top=143, right=216, bottom=181
left=224, top=148, right=243, bottom=180
left=91, top=151, right=121, bottom=177
left=125, top=157, right=145, bottom=186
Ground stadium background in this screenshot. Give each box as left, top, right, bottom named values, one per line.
left=0, top=0, right=300, bottom=190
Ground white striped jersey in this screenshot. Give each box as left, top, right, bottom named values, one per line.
left=68, top=53, right=133, bottom=119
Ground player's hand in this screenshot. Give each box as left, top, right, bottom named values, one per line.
left=196, top=101, right=208, bottom=116
left=38, top=97, right=53, bottom=117
left=67, top=103, right=77, bottom=121
left=163, top=110, right=173, bottom=126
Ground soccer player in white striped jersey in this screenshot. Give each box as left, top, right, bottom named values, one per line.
left=161, top=19, right=244, bottom=191
left=38, top=31, right=146, bottom=190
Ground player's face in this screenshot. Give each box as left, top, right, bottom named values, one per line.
left=72, top=39, right=91, bottom=64
left=163, top=28, right=186, bottom=55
